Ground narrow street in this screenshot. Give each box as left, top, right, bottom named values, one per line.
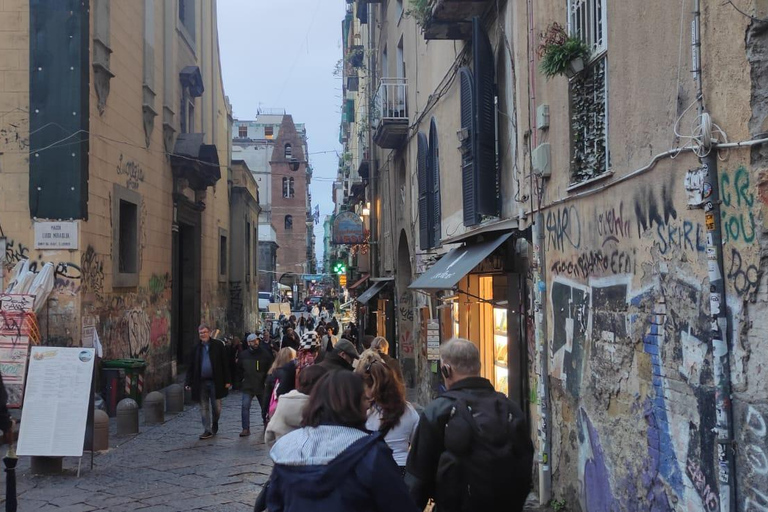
left=11, top=394, right=271, bottom=511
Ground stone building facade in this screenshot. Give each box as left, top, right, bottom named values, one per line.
left=0, top=0, right=239, bottom=391
left=232, top=114, right=314, bottom=305
left=343, top=0, right=768, bottom=509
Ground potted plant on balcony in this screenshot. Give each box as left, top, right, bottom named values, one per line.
left=347, top=46, right=365, bottom=69
left=538, top=22, right=590, bottom=79
left=406, top=0, right=432, bottom=30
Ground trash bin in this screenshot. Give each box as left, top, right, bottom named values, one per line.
left=101, top=368, right=123, bottom=417
left=102, top=359, right=147, bottom=407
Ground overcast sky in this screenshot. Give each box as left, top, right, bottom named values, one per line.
left=217, top=0, right=345, bottom=270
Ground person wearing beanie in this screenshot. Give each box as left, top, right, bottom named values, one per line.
left=238, top=331, right=274, bottom=437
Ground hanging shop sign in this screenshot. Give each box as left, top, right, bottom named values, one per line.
left=332, top=212, right=365, bottom=245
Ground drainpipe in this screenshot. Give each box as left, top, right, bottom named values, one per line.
left=368, top=5, right=379, bottom=278
left=532, top=212, right=551, bottom=505
left=701, top=151, right=736, bottom=512
left=692, top=3, right=735, bottom=508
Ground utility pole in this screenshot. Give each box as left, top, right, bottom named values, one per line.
left=532, top=212, right=551, bottom=505
left=701, top=151, right=736, bottom=512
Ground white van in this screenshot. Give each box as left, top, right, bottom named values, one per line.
left=258, top=292, right=272, bottom=311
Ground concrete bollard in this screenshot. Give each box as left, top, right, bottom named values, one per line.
left=166, top=384, right=184, bottom=413
left=144, top=391, right=165, bottom=425
left=93, top=409, right=110, bottom=451
left=116, top=398, right=139, bottom=436
left=30, top=457, right=63, bottom=475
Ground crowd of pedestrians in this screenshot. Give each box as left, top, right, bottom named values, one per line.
left=185, top=313, right=534, bottom=512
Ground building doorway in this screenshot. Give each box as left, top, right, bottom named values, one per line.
left=172, top=205, right=201, bottom=368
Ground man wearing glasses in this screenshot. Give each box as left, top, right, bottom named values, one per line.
left=185, top=324, right=231, bottom=439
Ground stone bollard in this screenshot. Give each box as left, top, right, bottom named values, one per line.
left=144, top=391, right=165, bottom=425
left=184, top=385, right=193, bottom=406
left=166, top=384, right=184, bottom=414
left=30, top=457, right=63, bottom=475
left=93, top=409, right=110, bottom=451
left=116, top=398, right=139, bottom=436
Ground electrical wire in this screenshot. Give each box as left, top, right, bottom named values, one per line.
left=725, top=0, right=768, bottom=21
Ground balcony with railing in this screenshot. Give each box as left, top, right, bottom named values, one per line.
left=373, top=77, right=408, bottom=149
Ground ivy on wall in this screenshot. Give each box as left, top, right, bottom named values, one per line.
left=570, top=57, right=607, bottom=184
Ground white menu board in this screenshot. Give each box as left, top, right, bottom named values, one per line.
left=17, top=347, right=95, bottom=457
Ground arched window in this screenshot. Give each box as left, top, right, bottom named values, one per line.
left=282, top=177, right=295, bottom=198
left=284, top=143, right=292, bottom=159
left=285, top=215, right=293, bottom=230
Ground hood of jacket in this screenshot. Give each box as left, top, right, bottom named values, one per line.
left=270, top=426, right=374, bottom=498
left=274, top=390, right=308, bottom=428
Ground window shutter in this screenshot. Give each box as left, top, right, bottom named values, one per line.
left=472, top=17, right=500, bottom=218
left=460, top=67, right=479, bottom=227
left=417, top=132, right=430, bottom=250
left=429, top=119, right=441, bottom=247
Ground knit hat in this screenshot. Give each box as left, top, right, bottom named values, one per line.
left=246, top=333, right=258, bottom=343
left=300, top=331, right=321, bottom=350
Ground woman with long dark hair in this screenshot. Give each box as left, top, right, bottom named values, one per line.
left=356, top=350, right=419, bottom=471
left=266, top=371, right=419, bottom=512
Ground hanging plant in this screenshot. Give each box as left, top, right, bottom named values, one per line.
left=406, top=0, right=432, bottom=30
left=537, top=23, right=590, bottom=79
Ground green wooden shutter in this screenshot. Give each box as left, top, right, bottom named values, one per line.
left=460, top=67, right=478, bottom=227
left=472, top=17, right=500, bottom=218
left=418, top=132, right=430, bottom=250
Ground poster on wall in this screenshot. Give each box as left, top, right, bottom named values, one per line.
left=17, top=347, right=95, bottom=457
left=0, top=293, right=34, bottom=408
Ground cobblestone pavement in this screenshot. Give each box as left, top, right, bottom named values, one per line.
left=9, top=392, right=271, bottom=511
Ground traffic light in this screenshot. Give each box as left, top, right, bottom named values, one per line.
left=333, top=261, right=347, bottom=275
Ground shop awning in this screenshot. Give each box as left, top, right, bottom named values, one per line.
left=347, top=274, right=370, bottom=290
left=356, top=280, right=389, bottom=304
left=441, top=218, right=519, bottom=245
left=409, top=233, right=513, bottom=291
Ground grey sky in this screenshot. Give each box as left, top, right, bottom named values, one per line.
left=217, top=0, right=345, bottom=269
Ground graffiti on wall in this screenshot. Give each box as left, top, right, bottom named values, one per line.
left=577, top=408, right=616, bottom=510
left=116, top=154, right=145, bottom=190
left=550, top=278, right=589, bottom=397
left=739, top=404, right=768, bottom=512
left=80, top=246, right=104, bottom=301
left=546, top=206, right=581, bottom=251
left=720, top=166, right=756, bottom=244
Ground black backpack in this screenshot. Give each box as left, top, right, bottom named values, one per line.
left=436, top=390, right=534, bottom=512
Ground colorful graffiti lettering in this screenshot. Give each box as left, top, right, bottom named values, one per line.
left=720, top=166, right=756, bottom=243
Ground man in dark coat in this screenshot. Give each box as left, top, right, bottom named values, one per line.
left=238, top=331, right=274, bottom=437
left=185, top=324, right=231, bottom=439
left=405, top=338, right=533, bottom=512
left=319, top=339, right=359, bottom=372
left=281, top=327, right=301, bottom=351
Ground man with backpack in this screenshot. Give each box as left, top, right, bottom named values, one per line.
left=405, top=338, right=533, bottom=512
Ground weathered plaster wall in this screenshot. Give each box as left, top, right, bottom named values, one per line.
left=541, top=153, right=764, bottom=511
